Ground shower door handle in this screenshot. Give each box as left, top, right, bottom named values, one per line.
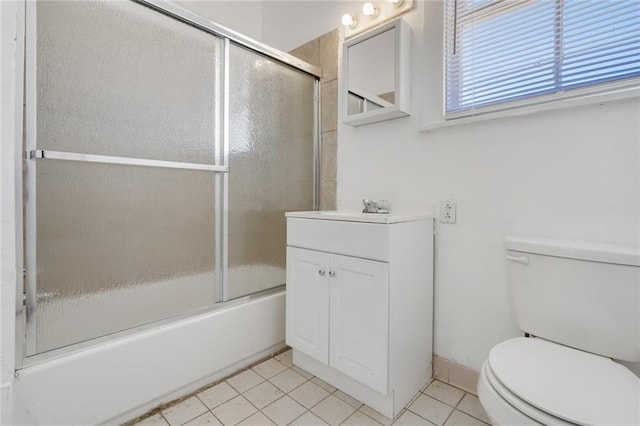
left=29, top=150, right=229, bottom=173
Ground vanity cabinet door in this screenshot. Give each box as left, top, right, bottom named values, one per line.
left=286, top=247, right=330, bottom=364
left=329, top=254, right=390, bottom=393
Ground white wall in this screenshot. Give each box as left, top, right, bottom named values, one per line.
left=175, top=1, right=264, bottom=41
left=261, top=1, right=361, bottom=51
left=263, top=0, right=640, bottom=371
left=175, top=0, right=360, bottom=52
left=339, top=1, right=640, bottom=371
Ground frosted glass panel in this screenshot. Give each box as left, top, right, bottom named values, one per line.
left=227, top=44, right=316, bottom=299
left=28, top=0, right=317, bottom=355
left=32, top=0, right=219, bottom=354
left=36, top=0, right=219, bottom=164
left=35, top=161, right=215, bottom=353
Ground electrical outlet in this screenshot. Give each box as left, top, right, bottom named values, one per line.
left=440, top=199, right=457, bottom=224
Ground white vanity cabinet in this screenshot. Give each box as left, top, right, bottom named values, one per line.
left=287, top=247, right=390, bottom=393
left=285, top=211, right=434, bottom=419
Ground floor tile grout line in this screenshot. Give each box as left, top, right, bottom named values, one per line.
left=251, top=359, right=290, bottom=381
left=255, top=394, right=284, bottom=425
left=194, top=409, right=219, bottom=426
left=160, top=412, right=171, bottom=426
left=195, top=392, right=235, bottom=413
left=248, top=375, right=313, bottom=426
left=169, top=401, right=210, bottom=426
left=236, top=383, right=292, bottom=425
left=138, top=353, right=285, bottom=426
left=405, top=407, right=430, bottom=425
left=453, top=408, right=490, bottom=426
left=232, top=402, right=259, bottom=426
left=453, top=394, right=464, bottom=409
left=338, top=409, right=384, bottom=426
left=452, top=392, right=490, bottom=425
left=440, top=406, right=457, bottom=426
left=207, top=409, right=224, bottom=426
left=142, top=355, right=490, bottom=426
left=283, top=406, right=312, bottom=426
left=403, top=406, right=439, bottom=426
left=227, top=373, right=267, bottom=395
left=286, top=381, right=334, bottom=412
left=421, top=383, right=466, bottom=408
left=265, top=367, right=310, bottom=395
left=308, top=389, right=360, bottom=426
left=204, top=390, right=259, bottom=426
left=394, top=407, right=409, bottom=424
left=457, top=406, right=491, bottom=424
left=418, top=380, right=492, bottom=424
left=405, top=387, right=425, bottom=408
left=362, top=410, right=385, bottom=426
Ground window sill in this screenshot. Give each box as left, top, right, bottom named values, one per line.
left=418, top=85, right=640, bottom=133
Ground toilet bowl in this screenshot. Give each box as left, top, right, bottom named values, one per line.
left=478, top=337, right=640, bottom=425
left=478, top=237, right=640, bottom=426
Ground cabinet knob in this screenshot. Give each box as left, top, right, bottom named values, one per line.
left=328, top=271, right=335, bottom=277
left=318, top=270, right=325, bottom=276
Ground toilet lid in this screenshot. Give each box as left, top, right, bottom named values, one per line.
left=488, top=337, right=640, bottom=426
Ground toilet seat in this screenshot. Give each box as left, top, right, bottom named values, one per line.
left=484, top=337, right=640, bottom=426
left=480, top=359, right=572, bottom=425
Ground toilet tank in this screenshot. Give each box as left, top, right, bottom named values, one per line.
left=505, top=237, right=640, bottom=362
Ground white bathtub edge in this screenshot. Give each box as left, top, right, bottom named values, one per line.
left=10, top=291, right=286, bottom=425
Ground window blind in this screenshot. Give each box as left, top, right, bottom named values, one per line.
left=445, top=0, right=640, bottom=117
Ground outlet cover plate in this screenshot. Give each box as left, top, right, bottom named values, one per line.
left=440, top=199, right=457, bottom=224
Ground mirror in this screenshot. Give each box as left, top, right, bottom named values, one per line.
left=342, top=18, right=410, bottom=126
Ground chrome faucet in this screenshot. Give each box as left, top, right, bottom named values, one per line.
left=362, top=199, right=377, bottom=213
left=362, top=199, right=389, bottom=214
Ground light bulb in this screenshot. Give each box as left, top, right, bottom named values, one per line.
left=341, top=13, right=357, bottom=28
left=362, top=2, right=378, bottom=17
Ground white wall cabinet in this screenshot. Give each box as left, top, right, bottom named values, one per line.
left=285, top=211, right=434, bottom=418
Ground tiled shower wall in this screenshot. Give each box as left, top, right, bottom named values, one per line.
left=289, top=29, right=339, bottom=210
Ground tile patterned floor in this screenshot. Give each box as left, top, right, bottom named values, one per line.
left=132, top=350, right=490, bottom=426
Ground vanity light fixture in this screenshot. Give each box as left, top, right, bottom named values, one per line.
left=342, top=0, right=413, bottom=39
left=362, top=3, right=379, bottom=17
left=341, top=13, right=358, bottom=29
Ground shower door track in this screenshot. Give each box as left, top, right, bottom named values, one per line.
left=135, top=0, right=322, bottom=79
left=21, top=285, right=285, bottom=367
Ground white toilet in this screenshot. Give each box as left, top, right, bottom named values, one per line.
left=478, top=237, right=640, bottom=425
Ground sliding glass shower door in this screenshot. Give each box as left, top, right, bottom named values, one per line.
left=227, top=44, right=316, bottom=300
left=24, top=0, right=317, bottom=358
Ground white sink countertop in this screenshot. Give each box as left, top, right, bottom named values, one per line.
left=285, top=210, right=433, bottom=224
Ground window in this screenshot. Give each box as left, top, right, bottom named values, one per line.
left=445, top=0, right=640, bottom=118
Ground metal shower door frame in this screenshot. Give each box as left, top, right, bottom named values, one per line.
left=17, top=0, right=321, bottom=367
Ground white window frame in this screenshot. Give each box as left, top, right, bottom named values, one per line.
left=433, top=0, right=640, bottom=128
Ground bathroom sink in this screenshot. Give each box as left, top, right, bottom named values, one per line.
left=285, top=210, right=432, bottom=224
